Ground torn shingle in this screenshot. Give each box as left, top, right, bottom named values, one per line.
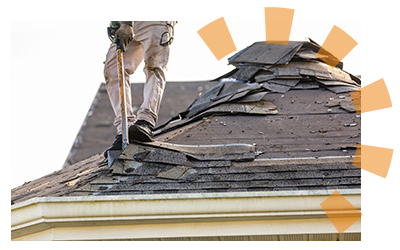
left=133, top=149, right=188, bottom=165
left=261, top=82, right=292, bottom=93
left=157, top=166, right=198, bottom=180
left=291, top=82, right=320, bottom=90
left=236, top=91, right=269, bottom=103
left=229, top=42, right=303, bottom=65
left=143, top=141, right=257, bottom=162
left=157, top=167, right=184, bottom=179
left=230, top=65, right=261, bottom=82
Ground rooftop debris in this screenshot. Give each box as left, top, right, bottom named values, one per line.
left=129, top=141, right=257, bottom=162
left=155, top=39, right=360, bottom=136
left=155, top=81, right=278, bottom=135
left=325, top=96, right=356, bottom=112
left=157, top=166, right=198, bottom=181
left=46, top=142, right=360, bottom=198
left=215, top=39, right=360, bottom=94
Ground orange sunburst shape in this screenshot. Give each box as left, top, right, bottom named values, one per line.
left=320, top=191, right=362, bottom=234
left=264, top=7, right=294, bottom=45
left=197, top=17, right=237, bottom=61
left=317, top=25, right=358, bottom=68
left=350, top=78, right=393, bottom=178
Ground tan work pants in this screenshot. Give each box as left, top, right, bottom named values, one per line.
left=104, top=21, right=173, bottom=134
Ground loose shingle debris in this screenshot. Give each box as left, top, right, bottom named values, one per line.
left=59, top=142, right=360, bottom=197
left=215, top=39, right=360, bottom=94
left=157, top=166, right=198, bottom=181
left=133, top=149, right=188, bottom=165
left=155, top=81, right=277, bottom=135
left=325, top=96, right=356, bottom=112
left=140, top=141, right=257, bottom=162
left=103, top=141, right=256, bottom=183
left=155, top=39, right=359, bottom=136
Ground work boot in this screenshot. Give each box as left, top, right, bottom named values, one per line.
left=103, top=134, right=122, bottom=158
left=129, top=120, right=155, bottom=142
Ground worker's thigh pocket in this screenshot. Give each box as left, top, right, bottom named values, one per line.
left=159, top=22, right=174, bottom=46
left=140, top=23, right=173, bottom=68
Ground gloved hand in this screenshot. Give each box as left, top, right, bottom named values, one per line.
left=115, top=23, right=134, bottom=48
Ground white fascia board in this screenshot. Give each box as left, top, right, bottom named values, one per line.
left=11, top=189, right=361, bottom=240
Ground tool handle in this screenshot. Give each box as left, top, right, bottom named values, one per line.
left=117, top=48, right=129, bottom=149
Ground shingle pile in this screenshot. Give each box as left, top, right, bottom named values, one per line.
left=215, top=39, right=361, bottom=94
left=154, top=39, right=360, bottom=136
left=155, top=80, right=278, bottom=135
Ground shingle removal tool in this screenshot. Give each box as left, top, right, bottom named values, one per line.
left=107, top=21, right=129, bottom=167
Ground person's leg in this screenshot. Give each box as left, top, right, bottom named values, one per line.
left=104, top=41, right=144, bottom=134
left=103, top=40, right=144, bottom=155
left=128, top=22, right=173, bottom=142
left=135, top=22, right=173, bottom=127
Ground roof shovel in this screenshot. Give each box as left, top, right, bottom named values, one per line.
left=107, top=23, right=129, bottom=167
left=115, top=39, right=129, bottom=150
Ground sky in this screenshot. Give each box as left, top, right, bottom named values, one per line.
left=11, top=21, right=361, bottom=188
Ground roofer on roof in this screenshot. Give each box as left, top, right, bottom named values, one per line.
left=103, top=21, right=176, bottom=157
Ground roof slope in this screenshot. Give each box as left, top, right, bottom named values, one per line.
left=64, top=93, right=360, bottom=197
left=68, top=152, right=360, bottom=197
left=12, top=39, right=361, bottom=205
left=158, top=89, right=360, bottom=159
left=65, top=81, right=217, bottom=166
left=11, top=153, right=106, bottom=205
